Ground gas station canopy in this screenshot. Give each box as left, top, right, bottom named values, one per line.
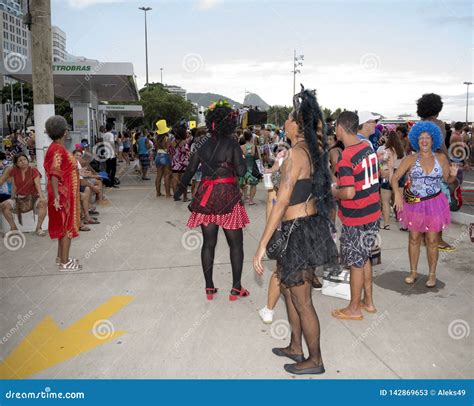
left=1, top=61, right=140, bottom=102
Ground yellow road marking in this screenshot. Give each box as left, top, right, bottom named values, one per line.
left=0, top=296, right=134, bottom=379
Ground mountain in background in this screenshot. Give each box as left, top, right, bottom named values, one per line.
left=187, top=92, right=271, bottom=111
left=244, top=93, right=270, bottom=111
left=187, top=93, right=242, bottom=108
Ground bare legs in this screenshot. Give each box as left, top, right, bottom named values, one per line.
left=267, top=271, right=280, bottom=310
left=172, top=172, right=187, bottom=201
left=1, top=201, right=18, bottom=231
left=57, top=236, right=72, bottom=264
left=335, top=260, right=375, bottom=318
left=156, top=166, right=172, bottom=197
left=1, top=199, right=46, bottom=232
left=380, top=188, right=392, bottom=228
left=406, top=231, right=439, bottom=287
left=247, top=184, right=257, bottom=205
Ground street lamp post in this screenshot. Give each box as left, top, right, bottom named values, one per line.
left=292, top=50, right=304, bottom=96
left=463, top=81, right=472, bottom=125
left=138, top=6, right=152, bottom=86
left=160, top=67, right=163, bottom=84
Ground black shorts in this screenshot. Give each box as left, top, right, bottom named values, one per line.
left=340, top=220, right=380, bottom=268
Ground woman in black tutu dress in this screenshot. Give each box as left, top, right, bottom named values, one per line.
left=253, top=86, right=338, bottom=375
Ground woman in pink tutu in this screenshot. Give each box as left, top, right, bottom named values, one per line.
left=174, top=100, right=250, bottom=300
left=392, top=121, right=458, bottom=287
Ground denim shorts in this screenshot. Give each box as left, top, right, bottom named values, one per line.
left=155, top=153, right=171, bottom=167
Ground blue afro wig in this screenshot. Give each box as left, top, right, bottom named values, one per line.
left=408, top=121, right=443, bottom=152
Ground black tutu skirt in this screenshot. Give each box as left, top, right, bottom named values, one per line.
left=276, top=214, right=339, bottom=287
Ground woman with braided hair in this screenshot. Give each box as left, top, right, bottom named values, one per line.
left=174, top=100, right=250, bottom=301
left=254, top=86, right=339, bottom=375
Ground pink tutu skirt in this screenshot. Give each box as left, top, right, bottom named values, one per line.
left=397, top=193, right=450, bottom=232
left=187, top=203, right=250, bottom=230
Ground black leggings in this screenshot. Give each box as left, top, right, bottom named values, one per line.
left=200, top=224, right=244, bottom=290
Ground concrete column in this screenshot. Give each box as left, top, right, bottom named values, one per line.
left=31, top=0, right=55, bottom=187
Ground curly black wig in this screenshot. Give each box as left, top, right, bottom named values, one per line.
left=205, top=103, right=237, bottom=138
left=416, top=93, right=443, bottom=119
left=292, top=85, right=334, bottom=220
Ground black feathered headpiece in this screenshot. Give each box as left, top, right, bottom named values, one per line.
left=293, top=84, right=334, bottom=220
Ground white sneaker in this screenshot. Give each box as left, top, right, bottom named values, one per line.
left=258, top=306, right=274, bottom=324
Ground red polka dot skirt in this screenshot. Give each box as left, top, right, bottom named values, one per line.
left=187, top=202, right=250, bottom=230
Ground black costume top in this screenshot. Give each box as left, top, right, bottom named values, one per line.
left=174, top=134, right=246, bottom=215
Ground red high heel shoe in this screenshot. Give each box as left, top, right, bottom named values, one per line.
left=205, top=288, right=218, bottom=300
left=229, top=287, right=250, bottom=301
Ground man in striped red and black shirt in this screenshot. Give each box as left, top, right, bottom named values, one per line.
left=331, top=111, right=381, bottom=321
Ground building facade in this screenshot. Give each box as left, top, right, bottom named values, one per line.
left=163, top=84, right=187, bottom=100
left=0, top=0, right=30, bottom=135
left=52, top=25, right=66, bottom=62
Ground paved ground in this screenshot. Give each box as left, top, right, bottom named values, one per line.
left=0, top=163, right=472, bottom=379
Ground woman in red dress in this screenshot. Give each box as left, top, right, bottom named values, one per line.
left=174, top=100, right=250, bottom=301
left=44, top=115, right=81, bottom=271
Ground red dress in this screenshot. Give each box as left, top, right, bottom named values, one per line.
left=44, top=142, right=81, bottom=239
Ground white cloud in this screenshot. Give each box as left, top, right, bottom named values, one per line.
left=198, top=0, right=222, bottom=10
left=148, top=58, right=469, bottom=121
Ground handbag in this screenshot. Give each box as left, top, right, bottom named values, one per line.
left=322, top=268, right=351, bottom=301
left=265, top=218, right=297, bottom=260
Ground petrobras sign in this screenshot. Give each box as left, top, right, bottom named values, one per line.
left=53, top=64, right=92, bottom=72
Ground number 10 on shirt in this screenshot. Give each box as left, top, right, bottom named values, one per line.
left=361, top=153, right=379, bottom=190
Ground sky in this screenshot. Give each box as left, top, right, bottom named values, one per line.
left=51, top=0, right=473, bottom=121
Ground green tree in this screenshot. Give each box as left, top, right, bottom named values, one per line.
left=54, top=96, right=73, bottom=125
left=123, top=83, right=197, bottom=130
left=267, top=105, right=292, bottom=127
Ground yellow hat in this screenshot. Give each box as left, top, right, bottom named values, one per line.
left=156, top=119, right=170, bottom=135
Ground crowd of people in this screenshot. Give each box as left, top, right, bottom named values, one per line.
left=0, top=90, right=472, bottom=374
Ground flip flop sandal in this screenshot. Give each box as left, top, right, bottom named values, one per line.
left=382, top=225, right=390, bottom=230
left=79, top=226, right=91, bottom=232
left=86, top=219, right=100, bottom=224
left=331, top=309, right=363, bottom=321
left=35, top=230, right=47, bottom=237
left=360, top=303, right=377, bottom=314
left=438, top=245, right=456, bottom=252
